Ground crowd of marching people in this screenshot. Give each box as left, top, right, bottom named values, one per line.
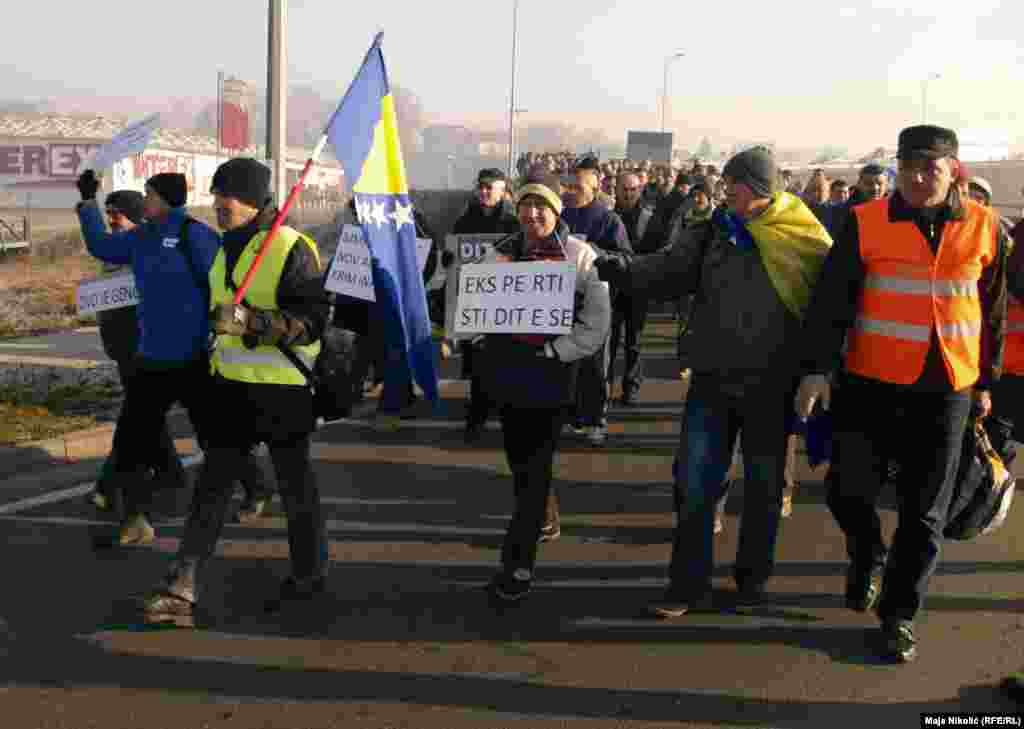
left=72, top=122, right=1024, bottom=681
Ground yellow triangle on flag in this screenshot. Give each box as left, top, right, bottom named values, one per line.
left=352, top=94, right=409, bottom=195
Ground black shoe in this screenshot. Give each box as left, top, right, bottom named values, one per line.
left=464, top=422, right=485, bottom=444
left=879, top=619, right=917, bottom=663
left=845, top=563, right=883, bottom=612
left=264, top=576, right=327, bottom=613
left=1001, top=673, right=1024, bottom=703
left=734, top=581, right=766, bottom=612
left=648, top=587, right=712, bottom=619
left=487, top=568, right=532, bottom=603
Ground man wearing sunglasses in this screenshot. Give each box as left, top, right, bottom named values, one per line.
left=797, top=125, right=1008, bottom=663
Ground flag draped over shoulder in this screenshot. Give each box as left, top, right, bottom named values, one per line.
left=745, top=192, right=833, bottom=321
left=325, top=33, right=439, bottom=405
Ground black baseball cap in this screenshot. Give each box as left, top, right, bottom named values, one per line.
left=898, top=125, right=959, bottom=160
left=477, top=168, right=506, bottom=185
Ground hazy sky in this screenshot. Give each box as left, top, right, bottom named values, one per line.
left=3, top=0, right=1022, bottom=152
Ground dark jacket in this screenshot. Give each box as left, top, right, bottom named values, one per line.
left=801, top=188, right=1007, bottom=390
left=615, top=204, right=654, bottom=250
left=641, top=189, right=692, bottom=253
left=451, top=199, right=520, bottom=236
left=98, top=305, right=139, bottom=363
left=560, top=200, right=631, bottom=254
left=615, top=210, right=806, bottom=381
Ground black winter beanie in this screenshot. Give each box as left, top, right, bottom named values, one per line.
left=723, top=147, right=776, bottom=198
left=211, top=158, right=272, bottom=209
left=146, top=173, right=188, bottom=208
left=105, top=190, right=145, bottom=223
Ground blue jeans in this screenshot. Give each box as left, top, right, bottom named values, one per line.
left=668, top=373, right=795, bottom=596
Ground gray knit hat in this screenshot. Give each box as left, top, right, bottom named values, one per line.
left=722, top=147, right=777, bottom=198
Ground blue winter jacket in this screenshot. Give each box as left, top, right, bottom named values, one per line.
left=560, top=201, right=631, bottom=254
left=78, top=202, right=220, bottom=367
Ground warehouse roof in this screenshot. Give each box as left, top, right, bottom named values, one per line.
left=0, top=111, right=339, bottom=168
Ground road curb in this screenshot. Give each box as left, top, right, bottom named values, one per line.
left=0, top=421, right=116, bottom=471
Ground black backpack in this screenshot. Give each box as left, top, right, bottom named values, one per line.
left=278, top=320, right=362, bottom=421
left=944, top=420, right=1016, bottom=540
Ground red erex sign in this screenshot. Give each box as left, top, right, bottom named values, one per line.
left=0, top=144, right=101, bottom=179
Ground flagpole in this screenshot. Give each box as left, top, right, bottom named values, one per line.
left=231, top=32, right=385, bottom=306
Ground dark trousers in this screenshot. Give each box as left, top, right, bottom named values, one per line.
left=574, top=340, right=609, bottom=427
left=109, top=359, right=210, bottom=514
left=983, top=373, right=1024, bottom=463
left=355, top=328, right=414, bottom=413
left=826, top=374, right=971, bottom=623
left=462, top=341, right=494, bottom=427
left=608, top=296, right=648, bottom=398
left=499, top=406, right=565, bottom=572
left=98, top=357, right=186, bottom=496
left=176, top=434, right=326, bottom=584
left=669, top=374, right=795, bottom=594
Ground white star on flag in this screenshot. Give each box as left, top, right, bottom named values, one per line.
left=356, top=200, right=373, bottom=226
left=371, top=201, right=389, bottom=228
left=390, top=202, right=415, bottom=230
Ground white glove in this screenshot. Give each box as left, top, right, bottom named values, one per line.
left=795, top=375, right=831, bottom=420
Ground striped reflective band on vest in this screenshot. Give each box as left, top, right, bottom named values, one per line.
left=853, top=317, right=982, bottom=342
left=215, top=347, right=316, bottom=371
left=863, top=274, right=978, bottom=298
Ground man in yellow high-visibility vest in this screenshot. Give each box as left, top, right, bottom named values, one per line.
left=141, top=158, right=331, bottom=626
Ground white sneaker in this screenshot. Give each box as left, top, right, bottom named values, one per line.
left=586, top=425, right=607, bottom=445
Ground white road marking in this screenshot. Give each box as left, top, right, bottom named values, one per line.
left=0, top=454, right=205, bottom=515
left=0, top=514, right=505, bottom=537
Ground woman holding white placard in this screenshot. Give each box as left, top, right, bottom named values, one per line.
left=475, top=175, right=610, bottom=604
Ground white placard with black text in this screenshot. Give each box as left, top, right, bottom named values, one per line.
left=443, top=233, right=509, bottom=340
left=453, top=261, right=576, bottom=335
left=77, top=272, right=138, bottom=315
left=324, top=224, right=431, bottom=303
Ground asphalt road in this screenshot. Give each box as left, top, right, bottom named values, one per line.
left=0, top=325, right=1021, bottom=728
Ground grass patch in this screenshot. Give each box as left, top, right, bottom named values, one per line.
left=0, top=383, right=113, bottom=445
left=0, top=243, right=103, bottom=337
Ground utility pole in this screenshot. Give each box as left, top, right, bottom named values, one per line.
left=506, top=0, right=519, bottom=179
left=267, top=0, right=288, bottom=206
left=661, top=52, right=684, bottom=133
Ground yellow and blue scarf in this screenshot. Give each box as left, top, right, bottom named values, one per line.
left=712, top=192, right=833, bottom=320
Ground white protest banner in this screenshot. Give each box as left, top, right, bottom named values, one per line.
left=325, top=224, right=431, bottom=303
left=444, top=234, right=508, bottom=340
left=86, top=113, right=161, bottom=172
left=453, top=261, right=576, bottom=335
left=76, top=272, right=138, bottom=316
left=325, top=225, right=375, bottom=301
